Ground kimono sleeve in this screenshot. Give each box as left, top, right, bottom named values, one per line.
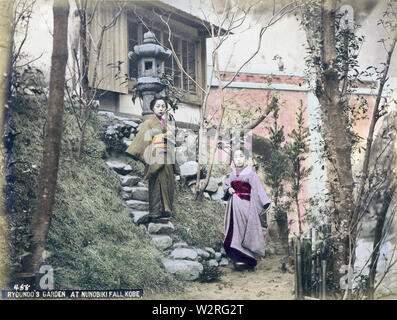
left=250, top=171, right=271, bottom=210
left=222, top=173, right=232, bottom=201
left=125, top=120, right=153, bottom=163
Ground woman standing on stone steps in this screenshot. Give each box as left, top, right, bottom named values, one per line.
left=222, top=148, right=270, bottom=270
left=125, top=97, right=180, bottom=222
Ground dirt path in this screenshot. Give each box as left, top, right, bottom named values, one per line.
left=145, top=255, right=295, bottom=300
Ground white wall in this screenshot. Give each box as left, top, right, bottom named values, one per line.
left=14, top=0, right=81, bottom=80
left=160, top=0, right=396, bottom=76
left=21, top=1, right=397, bottom=79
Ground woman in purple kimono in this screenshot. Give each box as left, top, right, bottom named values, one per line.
left=222, top=149, right=270, bottom=269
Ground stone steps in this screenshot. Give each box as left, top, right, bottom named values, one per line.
left=102, top=116, right=230, bottom=282
left=126, top=199, right=149, bottom=211
left=151, top=235, right=173, bottom=251
left=130, top=210, right=150, bottom=224
left=148, top=221, right=175, bottom=235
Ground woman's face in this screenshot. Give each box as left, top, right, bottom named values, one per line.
left=153, top=99, right=167, bottom=117
left=233, top=150, right=246, bottom=168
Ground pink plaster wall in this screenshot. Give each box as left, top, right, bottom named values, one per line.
left=206, top=71, right=381, bottom=236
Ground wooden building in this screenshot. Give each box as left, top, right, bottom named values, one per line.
left=89, top=0, right=220, bottom=126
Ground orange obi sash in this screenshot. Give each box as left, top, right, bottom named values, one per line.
left=152, top=134, right=167, bottom=151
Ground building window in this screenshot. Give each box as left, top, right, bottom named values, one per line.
left=128, top=20, right=198, bottom=95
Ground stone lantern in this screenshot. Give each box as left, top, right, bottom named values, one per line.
left=128, top=31, right=171, bottom=118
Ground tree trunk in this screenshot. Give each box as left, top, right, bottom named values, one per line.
left=365, top=99, right=397, bottom=299
left=317, top=0, right=356, bottom=294
left=367, top=185, right=396, bottom=299
left=78, top=4, right=90, bottom=157
left=195, top=51, right=225, bottom=201
left=22, top=0, right=69, bottom=279
left=0, top=0, right=15, bottom=289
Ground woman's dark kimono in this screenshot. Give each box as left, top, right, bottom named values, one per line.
left=126, top=115, right=180, bottom=218
left=222, top=166, right=270, bottom=267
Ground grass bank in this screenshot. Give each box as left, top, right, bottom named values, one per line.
left=7, top=67, right=179, bottom=293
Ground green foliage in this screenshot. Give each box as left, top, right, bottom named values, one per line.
left=172, top=186, right=224, bottom=250
left=300, top=0, right=397, bottom=156
left=101, top=123, right=129, bottom=155
left=285, top=101, right=312, bottom=236
left=262, top=102, right=291, bottom=232
left=8, top=66, right=180, bottom=292
left=160, top=73, right=183, bottom=112
left=285, top=102, right=312, bottom=197
left=198, top=264, right=224, bottom=283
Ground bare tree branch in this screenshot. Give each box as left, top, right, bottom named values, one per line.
left=352, top=32, right=397, bottom=232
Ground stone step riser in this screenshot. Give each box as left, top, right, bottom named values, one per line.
left=126, top=200, right=149, bottom=211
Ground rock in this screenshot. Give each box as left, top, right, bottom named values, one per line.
left=121, top=192, right=131, bottom=200
left=98, top=111, right=115, bottom=119
left=122, top=186, right=133, bottom=193
left=175, top=129, right=187, bottom=142
left=137, top=181, right=147, bottom=188
left=173, top=242, right=188, bottom=248
left=207, top=259, right=219, bottom=267
left=123, top=165, right=132, bottom=173
left=131, top=187, right=149, bottom=202
left=151, top=235, right=173, bottom=251
left=215, top=252, right=222, bottom=262
left=127, top=117, right=142, bottom=124
left=189, top=178, right=219, bottom=194
left=187, top=179, right=196, bottom=187
left=185, top=134, right=198, bottom=161
left=176, top=146, right=188, bottom=165
left=105, top=126, right=115, bottom=135
left=170, top=248, right=198, bottom=260
left=129, top=132, right=136, bottom=140
left=161, top=258, right=203, bottom=281
left=126, top=199, right=149, bottom=211
left=114, top=115, right=132, bottom=122
left=213, top=177, right=223, bottom=185
left=122, top=138, right=132, bottom=147
left=211, top=186, right=225, bottom=201
left=219, top=258, right=229, bottom=266
left=122, top=120, right=139, bottom=128
left=121, top=175, right=140, bottom=187
left=200, top=177, right=219, bottom=193
left=105, top=123, right=122, bottom=136
left=180, top=161, right=198, bottom=177
left=204, top=192, right=211, bottom=199
left=148, top=221, right=175, bottom=235
left=195, top=248, right=210, bottom=259
left=131, top=210, right=150, bottom=224
left=106, top=160, right=132, bottom=175
left=204, top=247, right=216, bottom=258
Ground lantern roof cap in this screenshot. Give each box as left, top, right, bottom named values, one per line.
left=129, top=32, right=171, bottom=60
left=143, top=31, right=156, bottom=44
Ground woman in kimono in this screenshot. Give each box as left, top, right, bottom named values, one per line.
left=126, top=97, right=180, bottom=222
left=222, top=148, right=270, bottom=269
